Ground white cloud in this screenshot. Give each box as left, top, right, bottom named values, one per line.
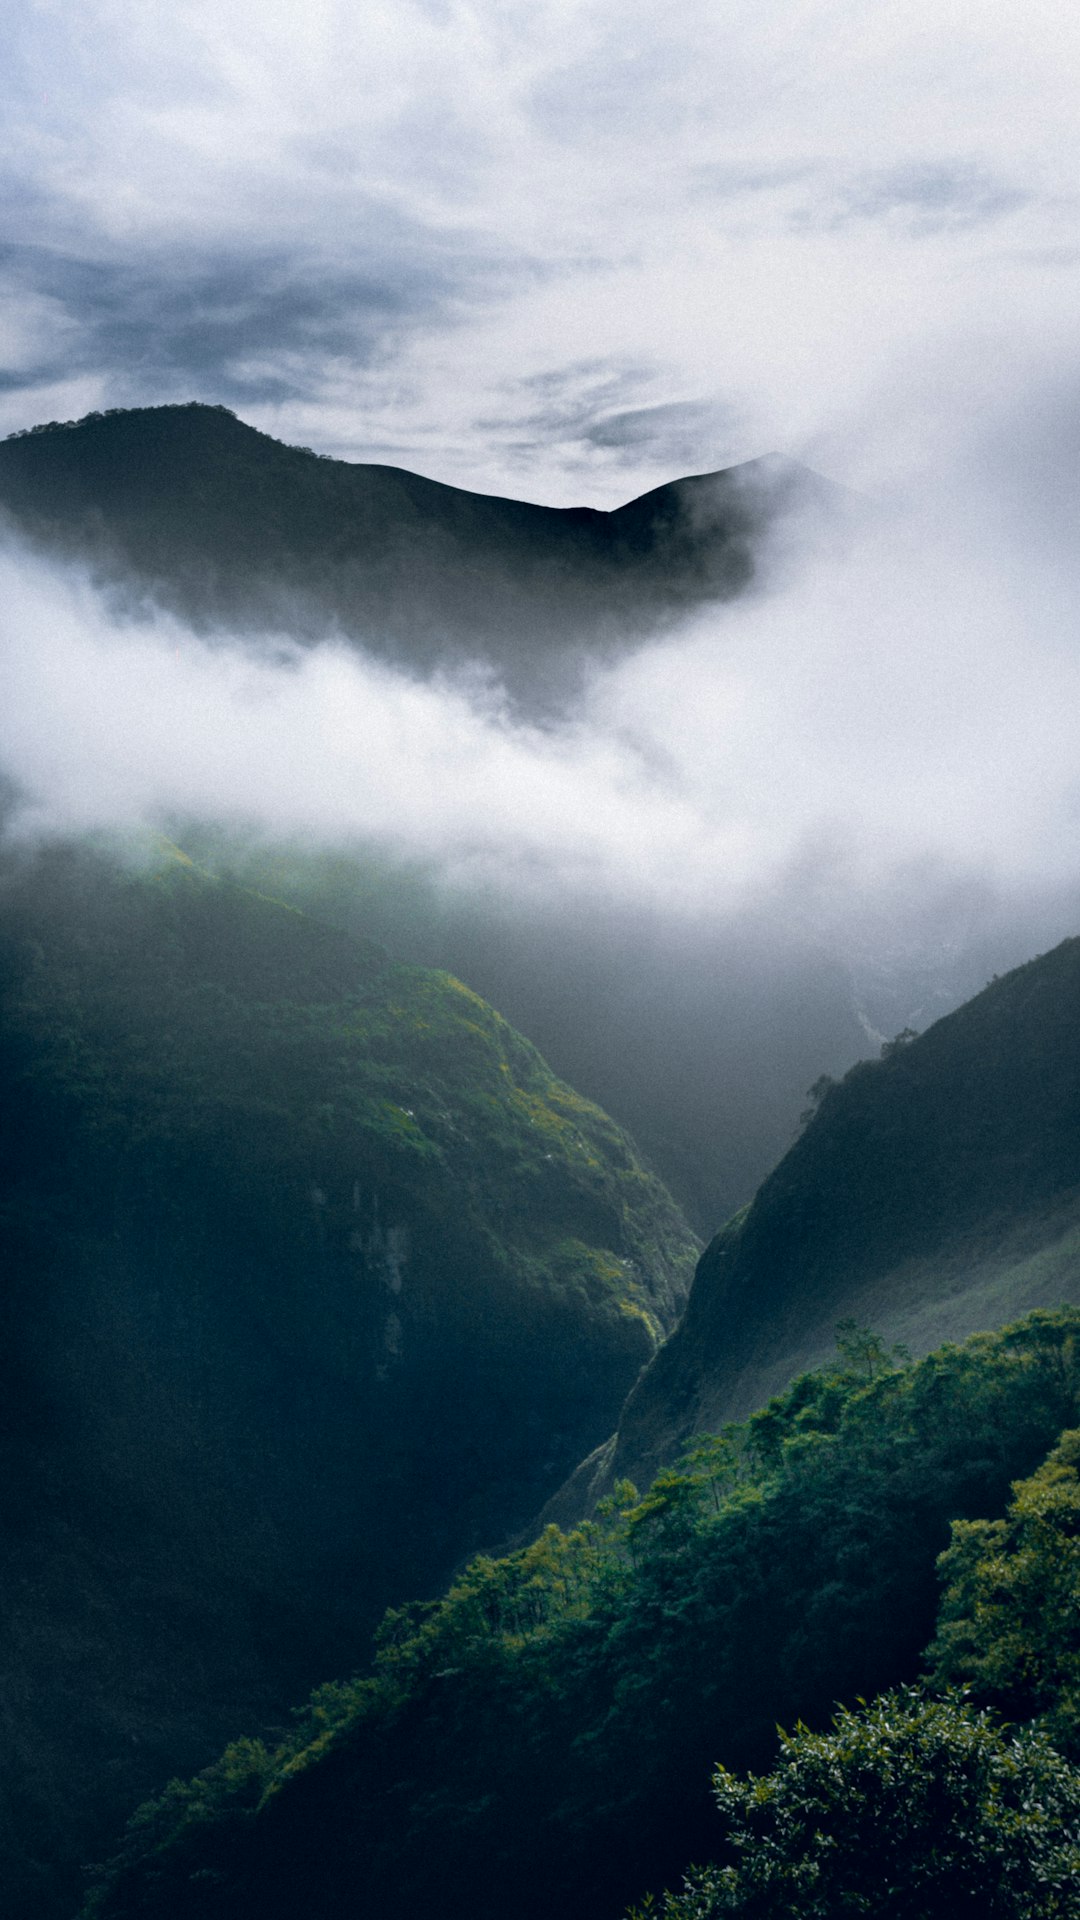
left=3, top=382, right=1080, bottom=963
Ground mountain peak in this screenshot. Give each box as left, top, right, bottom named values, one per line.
left=0, top=403, right=817, bottom=710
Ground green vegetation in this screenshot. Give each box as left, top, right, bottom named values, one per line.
left=81, top=1309, right=1080, bottom=1920
left=928, top=1427, right=1080, bottom=1756
left=2, top=836, right=693, bottom=1361
left=0, top=838, right=696, bottom=1920
left=592, top=934, right=1080, bottom=1504
left=640, top=1406, right=1080, bottom=1920
left=634, top=1693, right=1080, bottom=1919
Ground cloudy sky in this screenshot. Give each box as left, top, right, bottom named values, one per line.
left=4, top=1, right=1080, bottom=503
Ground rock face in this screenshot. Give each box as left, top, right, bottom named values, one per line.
left=0, top=841, right=697, bottom=1919
left=558, top=937, right=1080, bottom=1512
left=0, top=403, right=823, bottom=711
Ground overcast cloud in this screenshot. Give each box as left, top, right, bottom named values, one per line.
left=3, top=2, right=1080, bottom=499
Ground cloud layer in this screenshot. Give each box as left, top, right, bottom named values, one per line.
left=3, top=393, right=1079, bottom=978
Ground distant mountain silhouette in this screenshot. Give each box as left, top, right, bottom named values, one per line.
left=0, top=404, right=825, bottom=708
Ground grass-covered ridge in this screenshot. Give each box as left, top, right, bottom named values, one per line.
left=3, top=838, right=693, bottom=1337
left=81, top=1308, right=1080, bottom=1920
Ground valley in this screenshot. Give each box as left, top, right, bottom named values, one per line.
left=0, top=407, right=1077, bottom=1919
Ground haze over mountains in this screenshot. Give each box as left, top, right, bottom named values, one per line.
left=0, top=404, right=862, bottom=1230
left=2, top=400, right=1080, bottom=1916
left=558, top=935, right=1080, bottom=1515
left=4, top=402, right=1079, bottom=1231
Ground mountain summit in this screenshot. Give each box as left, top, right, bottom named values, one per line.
left=0, top=404, right=822, bottom=709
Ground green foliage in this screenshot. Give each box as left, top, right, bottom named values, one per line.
left=927, top=1425, right=1080, bottom=1753
left=635, top=1690, right=1080, bottom=1919
left=80, top=1309, right=1080, bottom=1920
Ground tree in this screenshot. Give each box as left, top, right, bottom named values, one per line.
left=927, top=1428, right=1080, bottom=1755
left=798, top=1073, right=836, bottom=1128
left=880, top=1025, right=919, bottom=1058
left=633, top=1689, right=1080, bottom=1918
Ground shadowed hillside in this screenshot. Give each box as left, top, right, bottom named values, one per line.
left=0, top=840, right=697, bottom=1919
left=570, top=936, right=1080, bottom=1508
left=79, top=1311, right=1080, bottom=1920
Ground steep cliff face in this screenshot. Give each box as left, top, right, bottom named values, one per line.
left=560, top=937, right=1080, bottom=1510
left=0, top=840, right=698, bottom=1919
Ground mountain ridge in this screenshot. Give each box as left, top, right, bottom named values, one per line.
left=557, top=933, right=1080, bottom=1514
left=0, top=402, right=824, bottom=710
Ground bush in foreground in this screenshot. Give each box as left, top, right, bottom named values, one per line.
left=635, top=1688, right=1080, bottom=1920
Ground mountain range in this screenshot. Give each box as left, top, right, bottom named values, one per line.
left=73, top=936, right=1080, bottom=1920
left=1, top=404, right=1078, bottom=1918
left=0, top=403, right=871, bottom=1237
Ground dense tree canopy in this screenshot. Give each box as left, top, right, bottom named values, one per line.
left=633, top=1691, right=1080, bottom=1920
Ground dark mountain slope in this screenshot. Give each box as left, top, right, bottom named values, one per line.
left=183, top=836, right=871, bottom=1237
left=572, top=936, right=1080, bottom=1506
left=0, top=404, right=818, bottom=708
left=0, top=841, right=697, bottom=1919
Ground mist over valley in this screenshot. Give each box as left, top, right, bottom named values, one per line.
left=5, top=4, right=1080, bottom=1914
left=2, top=397, right=1080, bottom=1229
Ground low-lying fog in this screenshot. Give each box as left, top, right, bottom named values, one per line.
left=3, top=371, right=1079, bottom=1226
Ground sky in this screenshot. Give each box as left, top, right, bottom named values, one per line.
left=4, top=1, right=1080, bottom=503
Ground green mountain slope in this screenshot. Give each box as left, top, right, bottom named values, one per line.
left=0, top=841, right=697, bottom=1920
left=0, top=404, right=863, bottom=1236
left=187, top=834, right=869, bottom=1239
left=0, top=404, right=816, bottom=710
left=79, top=1310, right=1080, bottom=1920
left=574, top=936, right=1080, bottom=1506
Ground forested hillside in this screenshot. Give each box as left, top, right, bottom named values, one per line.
left=570, top=936, right=1080, bottom=1507
left=81, top=1311, right=1080, bottom=1920
left=0, top=840, right=696, bottom=1919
